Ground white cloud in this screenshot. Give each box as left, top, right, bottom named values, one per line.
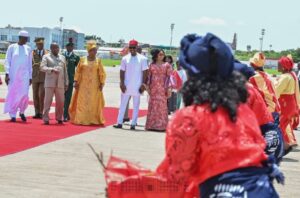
left=190, top=17, right=227, bottom=26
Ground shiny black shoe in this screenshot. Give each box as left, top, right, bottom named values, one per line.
left=63, top=118, right=68, bottom=122
left=123, top=118, right=130, bottom=123
left=57, top=120, right=63, bottom=125
left=284, top=146, right=293, bottom=156
left=20, top=114, right=27, bottom=122
left=32, top=114, right=40, bottom=119
left=130, top=125, right=136, bottom=130
left=113, top=124, right=122, bottom=129
left=44, top=121, right=49, bottom=125
left=147, top=128, right=166, bottom=132
left=10, top=117, right=16, bottom=122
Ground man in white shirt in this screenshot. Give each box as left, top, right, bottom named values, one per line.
left=123, top=46, right=148, bottom=123
left=4, top=30, right=32, bottom=122
left=114, top=40, right=148, bottom=130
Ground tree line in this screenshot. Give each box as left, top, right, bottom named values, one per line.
left=235, top=48, right=300, bottom=63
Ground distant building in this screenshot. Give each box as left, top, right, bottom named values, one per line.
left=63, top=29, right=85, bottom=50
left=77, top=33, right=85, bottom=50
left=150, top=45, right=179, bottom=51
left=261, top=58, right=296, bottom=70
left=0, top=26, right=22, bottom=43
left=105, top=42, right=123, bottom=48
left=24, top=27, right=61, bottom=49
left=0, top=26, right=62, bottom=49
left=265, top=58, right=279, bottom=69
left=0, top=25, right=84, bottom=50
left=0, top=41, right=9, bottom=53
left=63, top=29, right=77, bottom=48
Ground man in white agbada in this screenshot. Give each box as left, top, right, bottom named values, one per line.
left=113, top=40, right=148, bottom=130
left=4, top=30, right=32, bottom=122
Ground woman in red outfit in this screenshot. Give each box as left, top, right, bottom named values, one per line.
left=275, top=55, right=300, bottom=151
left=234, top=61, right=284, bottom=162
left=157, top=33, right=283, bottom=197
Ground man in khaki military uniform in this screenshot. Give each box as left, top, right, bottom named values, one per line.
left=40, top=43, right=68, bottom=125
left=32, top=37, right=48, bottom=119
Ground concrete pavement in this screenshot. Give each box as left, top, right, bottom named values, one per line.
left=0, top=67, right=299, bottom=198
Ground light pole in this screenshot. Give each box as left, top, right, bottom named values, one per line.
left=170, top=23, right=175, bottom=53
left=269, top=44, right=272, bottom=51
left=247, top=45, right=251, bottom=53
left=259, top=28, right=265, bottom=52
left=8, top=25, right=11, bottom=42
left=59, top=17, right=64, bottom=48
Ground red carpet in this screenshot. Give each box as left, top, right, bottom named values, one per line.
left=0, top=107, right=147, bottom=157
left=0, top=98, right=55, bottom=107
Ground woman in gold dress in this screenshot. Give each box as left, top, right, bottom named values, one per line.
left=69, top=41, right=106, bottom=125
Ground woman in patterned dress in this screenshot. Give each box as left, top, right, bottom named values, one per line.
left=145, top=49, right=172, bottom=131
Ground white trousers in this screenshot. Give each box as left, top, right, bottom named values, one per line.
left=117, top=94, right=140, bottom=125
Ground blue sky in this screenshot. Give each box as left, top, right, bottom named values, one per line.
left=1, top=0, right=299, bottom=51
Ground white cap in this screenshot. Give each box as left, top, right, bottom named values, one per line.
left=18, top=30, right=29, bottom=37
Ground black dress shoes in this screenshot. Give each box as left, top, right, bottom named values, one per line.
left=113, top=124, right=123, bottom=129
left=33, top=113, right=42, bottom=119
left=123, top=118, right=130, bottom=123
left=20, top=114, right=27, bottom=122
left=32, top=114, right=40, bottom=119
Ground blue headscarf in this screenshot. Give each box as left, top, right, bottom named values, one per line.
left=179, top=33, right=234, bottom=78
left=233, top=60, right=255, bottom=80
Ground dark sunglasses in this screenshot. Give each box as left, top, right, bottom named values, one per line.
left=129, top=46, right=136, bottom=49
